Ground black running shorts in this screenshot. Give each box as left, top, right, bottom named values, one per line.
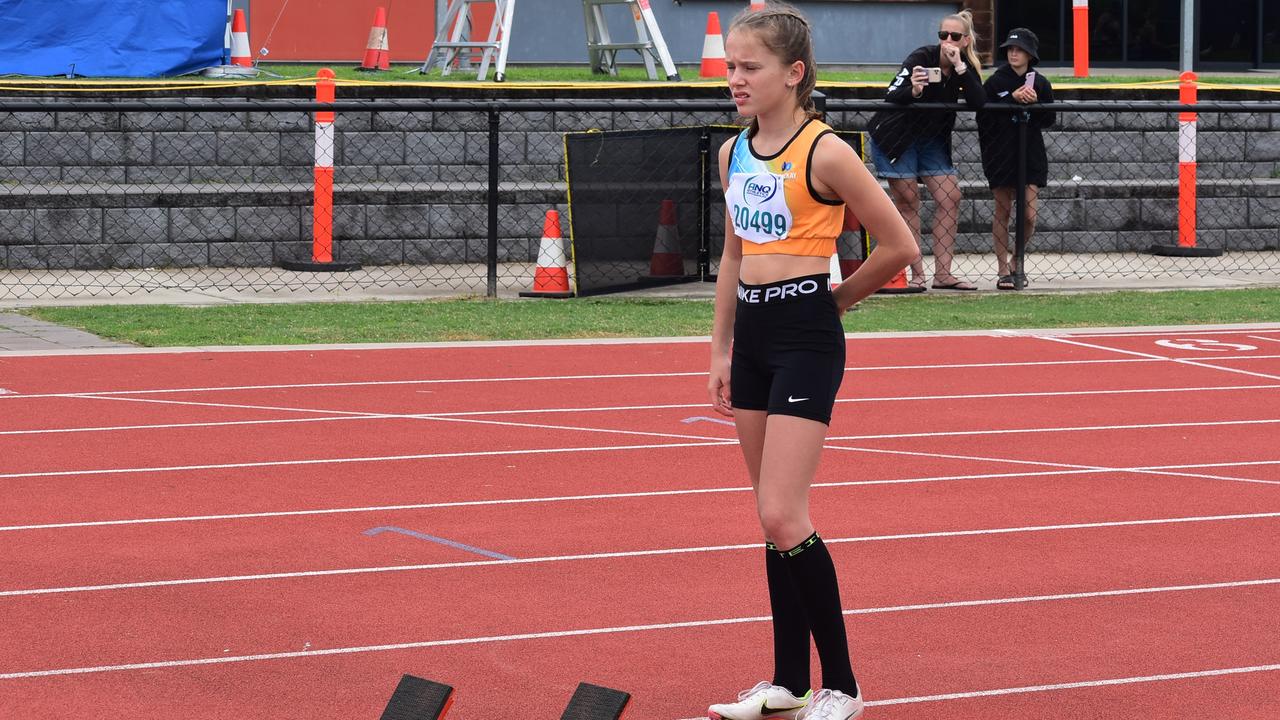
left=731, top=273, right=847, bottom=425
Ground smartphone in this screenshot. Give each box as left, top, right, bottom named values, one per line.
left=1023, top=71, right=1036, bottom=89
left=926, top=67, right=943, bottom=84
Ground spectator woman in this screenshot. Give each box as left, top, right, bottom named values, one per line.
left=977, top=28, right=1055, bottom=290
left=867, top=10, right=985, bottom=290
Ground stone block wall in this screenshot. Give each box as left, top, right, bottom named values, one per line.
left=1, top=91, right=1278, bottom=271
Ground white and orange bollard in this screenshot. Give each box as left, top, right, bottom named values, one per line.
left=699, top=13, right=727, bottom=79
left=281, top=69, right=361, bottom=272
left=1151, top=72, right=1221, bottom=257
left=230, top=8, right=252, bottom=67
left=1072, top=0, right=1088, bottom=78
left=358, top=6, right=391, bottom=72
left=520, top=210, right=574, bottom=298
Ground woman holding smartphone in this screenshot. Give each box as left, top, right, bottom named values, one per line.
left=978, top=28, right=1055, bottom=290
left=867, top=10, right=985, bottom=290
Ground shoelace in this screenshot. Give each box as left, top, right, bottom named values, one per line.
left=804, top=689, right=838, bottom=720
left=735, top=681, right=775, bottom=702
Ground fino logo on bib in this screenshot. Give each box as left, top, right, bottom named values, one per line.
left=743, top=174, right=779, bottom=205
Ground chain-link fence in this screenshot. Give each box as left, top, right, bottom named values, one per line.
left=0, top=97, right=1277, bottom=300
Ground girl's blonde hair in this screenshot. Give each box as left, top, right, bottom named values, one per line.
left=943, top=9, right=983, bottom=71
left=729, top=3, right=819, bottom=134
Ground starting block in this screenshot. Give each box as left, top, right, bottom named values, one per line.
left=380, top=675, right=454, bottom=720
left=560, top=682, right=631, bottom=719
left=378, top=676, right=628, bottom=719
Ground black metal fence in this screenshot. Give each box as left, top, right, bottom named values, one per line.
left=0, top=97, right=1277, bottom=300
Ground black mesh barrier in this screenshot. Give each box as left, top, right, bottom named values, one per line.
left=0, top=97, right=1277, bottom=301
left=564, top=127, right=705, bottom=296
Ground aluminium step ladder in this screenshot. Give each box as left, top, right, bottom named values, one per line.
left=583, top=0, right=680, bottom=81
left=419, top=0, right=516, bottom=82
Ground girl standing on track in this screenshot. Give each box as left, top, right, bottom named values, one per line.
left=706, top=5, right=916, bottom=719
left=867, top=10, right=986, bottom=291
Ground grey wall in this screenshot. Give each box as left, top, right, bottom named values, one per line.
left=506, top=1, right=956, bottom=65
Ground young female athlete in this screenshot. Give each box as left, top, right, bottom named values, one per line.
left=706, top=5, right=917, bottom=719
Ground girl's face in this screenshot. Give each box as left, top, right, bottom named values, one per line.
left=725, top=28, right=803, bottom=118
left=1007, top=46, right=1030, bottom=72
left=938, top=18, right=970, bottom=54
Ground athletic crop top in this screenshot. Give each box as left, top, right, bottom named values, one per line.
left=725, top=119, right=844, bottom=258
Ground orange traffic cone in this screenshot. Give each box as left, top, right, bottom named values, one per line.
left=230, top=9, right=252, bottom=67
left=750, top=1, right=767, bottom=10
left=876, top=267, right=925, bottom=294
left=520, top=210, right=573, bottom=298
left=699, top=13, right=727, bottom=79
left=649, top=199, right=684, bottom=277
left=358, top=6, right=391, bottom=71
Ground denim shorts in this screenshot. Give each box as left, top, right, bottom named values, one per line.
left=868, top=135, right=956, bottom=179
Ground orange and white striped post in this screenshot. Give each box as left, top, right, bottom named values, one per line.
left=281, top=68, right=360, bottom=272
left=1072, top=0, right=1089, bottom=78
left=1151, top=72, right=1221, bottom=257
left=1178, top=71, right=1197, bottom=250
left=313, top=68, right=336, bottom=264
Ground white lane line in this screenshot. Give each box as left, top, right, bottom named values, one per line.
left=9, top=382, right=1280, bottom=436
left=6, top=456, right=1279, bottom=533
left=8, top=355, right=1280, bottom=401
left=828, top=445, right=1280, bottom=486
left=1249, top=335, right=1280, bottom=345
left=3, top=577, right=1278, bottom=680
left=0, top=439, right=737, bottom=481
left=827, top=417, right=1280, bottom=442
left=678, top=661, right=1280, bottom=718
left=0, top=371, right=707, bottom=401
left=5, top=511, right=1279, bottom=597
left=1039, top=335, right=1280, bottom=382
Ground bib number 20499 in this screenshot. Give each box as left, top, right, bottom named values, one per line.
left=733, top=204, right=787, bottom=238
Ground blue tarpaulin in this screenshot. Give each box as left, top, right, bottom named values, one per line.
left=0, top=0, right=226, bottom=77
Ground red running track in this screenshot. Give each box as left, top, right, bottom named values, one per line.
left=1, top=326, right=1279, bottom=719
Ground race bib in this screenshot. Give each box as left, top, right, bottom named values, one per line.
left=727, top=172, right=793, bottom=244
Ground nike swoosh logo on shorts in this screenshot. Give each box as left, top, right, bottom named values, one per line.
left=787, top=395, right=809, bottom=403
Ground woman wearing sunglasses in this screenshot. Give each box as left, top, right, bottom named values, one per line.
left=867, top=11, right=985, bottom=290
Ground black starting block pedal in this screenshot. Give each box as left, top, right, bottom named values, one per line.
left=560, top=682, right=631, bottom=720
left=380, top=674, right=454, bottom=720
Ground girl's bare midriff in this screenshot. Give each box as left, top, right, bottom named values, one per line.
left=739, top=253, right=831, bottom=285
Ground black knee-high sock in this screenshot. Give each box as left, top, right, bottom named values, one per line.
left=765, top=543, right=810, bottom=697
left=777, top=532, right=858, bottom=696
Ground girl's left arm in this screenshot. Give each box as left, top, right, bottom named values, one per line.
left=811, top=135, right=917, bottom=311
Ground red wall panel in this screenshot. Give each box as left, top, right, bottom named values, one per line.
left=249, top=0, right=439, bottom=63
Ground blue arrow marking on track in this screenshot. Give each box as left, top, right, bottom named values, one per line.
left=363, top=526, right=515, bottom=560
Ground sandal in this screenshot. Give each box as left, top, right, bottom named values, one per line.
left=907, top=276, right=927, bottom=290
left=997, top=274, right=1017, bottom=290
left=931, top=278, right=977, bottom=291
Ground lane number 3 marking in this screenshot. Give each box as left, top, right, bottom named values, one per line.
left=1155, top=338, right=1257, bottom=352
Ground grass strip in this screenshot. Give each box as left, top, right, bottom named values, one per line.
left=21, top=288, right=1280, bottom=347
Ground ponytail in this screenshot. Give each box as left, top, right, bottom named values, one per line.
left=944, top=9, right=983, bottom=70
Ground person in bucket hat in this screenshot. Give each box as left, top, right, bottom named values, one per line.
left=978, top=27, right=1055, bottom=289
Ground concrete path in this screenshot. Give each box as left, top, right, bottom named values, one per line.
left=0, top=313, right=126, bottom=353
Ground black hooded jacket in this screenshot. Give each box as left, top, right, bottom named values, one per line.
left=867, top=45, right=986, bottom=165
left=976, top=63, right=1055, bottom=188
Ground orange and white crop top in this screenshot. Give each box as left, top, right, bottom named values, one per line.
left=725, top=119, right=844, bottom=257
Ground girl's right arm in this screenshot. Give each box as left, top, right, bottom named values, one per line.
left=709, top=138, right=741, bottom=417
